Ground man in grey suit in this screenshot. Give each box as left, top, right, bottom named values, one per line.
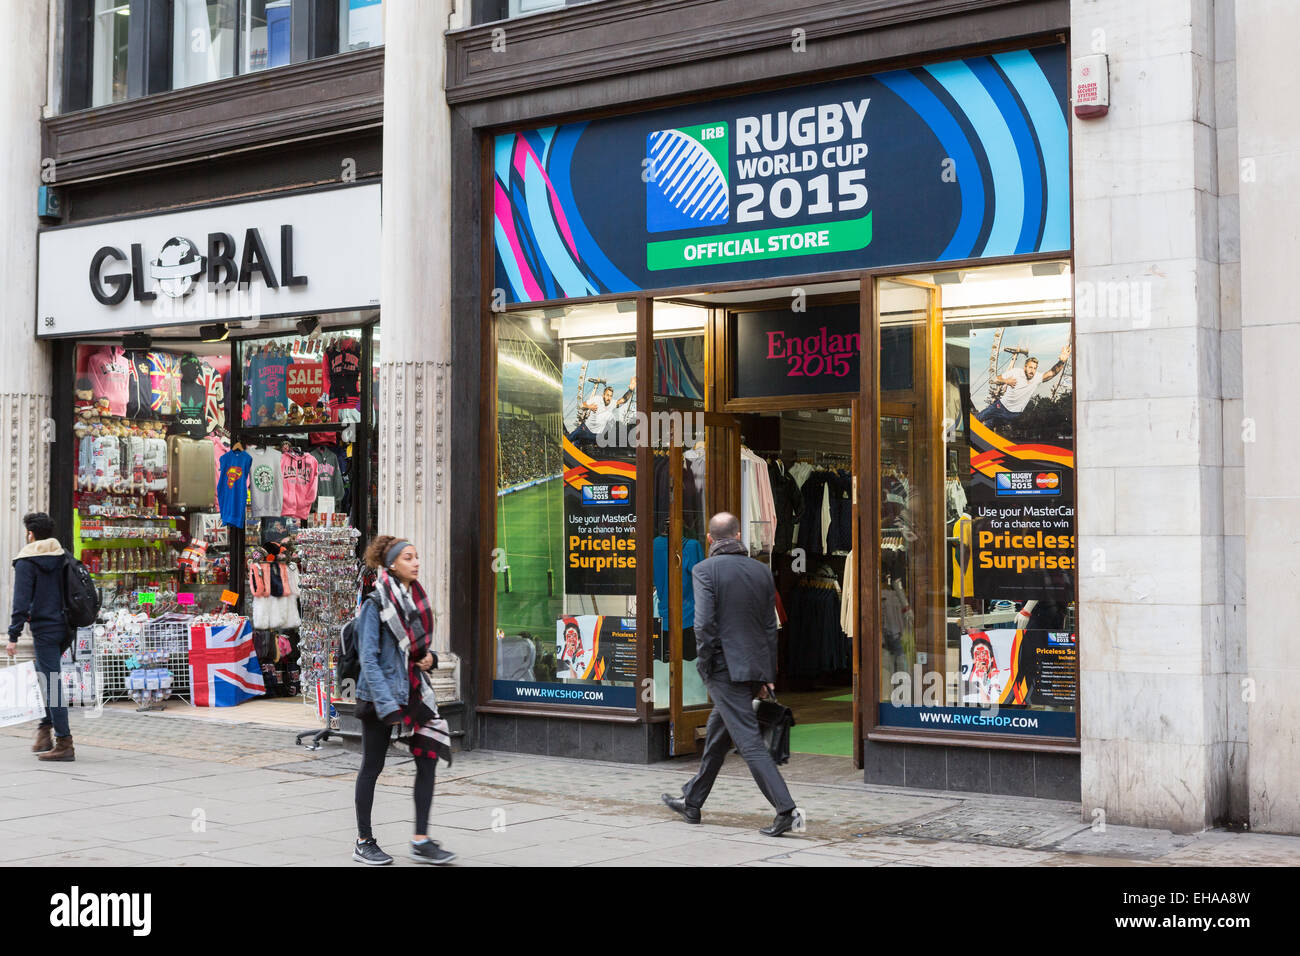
left=662, top=512, right=799, bottom=837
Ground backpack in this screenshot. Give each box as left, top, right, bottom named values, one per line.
left=336, top=592, right=380, bottom=700
left=62, top=554, right=101, bottom=648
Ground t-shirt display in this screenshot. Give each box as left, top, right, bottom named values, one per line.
left=86, top=346, right=130, bottom=417
left=248, top=447, right=284, bottom=518
left=325, top=339, right=362, bottom=413
left=280, top=451, right=319, bottom=519
left=248, top=351, right=291, bottom=425
left=309, top=447, right=346, bottom=509
left=174, top=380, right=208, bottom=439
left=124, top=350, right=154, bottom=419
left=218, top=449, right=253, bottom=527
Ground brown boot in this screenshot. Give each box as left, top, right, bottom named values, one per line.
left=32, top=725, right=53, bottom=754
left=38, top=736, right=74, bottom=762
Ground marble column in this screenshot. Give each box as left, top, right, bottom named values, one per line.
left=378, top=0, right=460, bottom=700
left=1235, top=0, right=1300, bottom=834
left=0, top=0, right=52, bottom=661
left=1072, top=0, right=1232, bottom=832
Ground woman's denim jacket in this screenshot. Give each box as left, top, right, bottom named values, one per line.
left=355, top=595, right=407, bottom=720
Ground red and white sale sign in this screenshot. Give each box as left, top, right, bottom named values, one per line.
left=286, top=361, right=324, bottom=406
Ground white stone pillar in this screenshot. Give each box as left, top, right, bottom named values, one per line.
left=0, top=0, right=52, bottom=660
left=1236, top=0, right=1300, bottom=835
left=1073, top=0, right=1231, bottom=832
left=379, top=0, right=460, bottom=700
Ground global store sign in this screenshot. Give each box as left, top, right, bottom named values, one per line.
left=36, top=183, right=381, bottom=337
left=494, top=45, right=1069, bottom=303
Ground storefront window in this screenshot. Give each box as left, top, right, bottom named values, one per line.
left=876, top=262, right=1077, bottom=739
left=339, top=0, right=383, bottom=51
left=92, top=0, right=131, bottom=107
left=493, top=302, right=639, bottom=708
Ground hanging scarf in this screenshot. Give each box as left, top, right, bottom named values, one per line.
left=373, top=569, right=452, bottom=765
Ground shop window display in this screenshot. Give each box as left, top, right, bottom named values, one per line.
left=66, top=320, right=377, bottom=711
left=875, top=262, right=1078, bottom=740
left=493, top=304, right=640, bottom=709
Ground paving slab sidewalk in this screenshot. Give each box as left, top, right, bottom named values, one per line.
left=1, top=709, right=1297, bottom=867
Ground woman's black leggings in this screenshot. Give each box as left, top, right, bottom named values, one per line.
left=355, top=715, right=436, bottom=840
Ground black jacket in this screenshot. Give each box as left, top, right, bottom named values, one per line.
left=8, top=541, right=68, bottom=643
left=692, top=536, right=778, bottom=683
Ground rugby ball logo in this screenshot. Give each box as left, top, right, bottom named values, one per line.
left=646, top=123, right=730, bottom=233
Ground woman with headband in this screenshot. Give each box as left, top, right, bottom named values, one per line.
left=351, top=534, right=455, bottom=865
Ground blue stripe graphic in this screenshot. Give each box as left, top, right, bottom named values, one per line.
left=877, top=70, right=984, bottom=260
left=548, top=124, right=637, bottom=294
left=925, top=59, right=1024, bottom=259
left=967, top=57, right=1043, bottom=255
left=994, top=50, right=1070, bottom=252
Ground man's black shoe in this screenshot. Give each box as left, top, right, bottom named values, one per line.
left=661, top=793, right=701, bottom=824
left=760, top=810, right=797, bottom=837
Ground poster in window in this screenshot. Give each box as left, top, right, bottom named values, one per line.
left=561, top=356, right=638, bottom=595
left=965, top=321, right=1075, bottom=601
left=556, top=615, right=637, bottom=683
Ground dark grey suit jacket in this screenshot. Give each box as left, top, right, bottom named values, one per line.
left=692, top=537, right=778, bottom=683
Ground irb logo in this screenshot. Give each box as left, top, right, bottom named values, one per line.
left=646, top=123, right=730, bottom=233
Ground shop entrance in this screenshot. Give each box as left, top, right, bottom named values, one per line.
left=652, top=285, right=864, bottom=766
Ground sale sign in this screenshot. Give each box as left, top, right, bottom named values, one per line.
left=286, top=361, right=324, bottom=406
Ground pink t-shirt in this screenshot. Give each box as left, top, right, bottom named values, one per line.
left=86, top=346, right=131, bottom=417
left=280, top=451, right=319, bottom=519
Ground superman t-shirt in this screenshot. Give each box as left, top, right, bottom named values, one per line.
left=217, top=449, right=253, bottom=528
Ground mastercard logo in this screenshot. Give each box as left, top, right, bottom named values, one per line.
left=1036, top=472, right=1060, bottom=489
left=610, top=485, right=629, bottom=500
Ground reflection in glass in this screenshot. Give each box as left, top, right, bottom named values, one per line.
left=92, top=0, right=131, bottom=107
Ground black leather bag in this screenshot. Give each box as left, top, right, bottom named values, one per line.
left=754, top=694, right=795, bottom=765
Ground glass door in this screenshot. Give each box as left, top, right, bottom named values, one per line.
left=660, top=412, right=740, bottom=756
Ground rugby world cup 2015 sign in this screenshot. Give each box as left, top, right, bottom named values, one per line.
left=494, top=45, right=1069, bottom=303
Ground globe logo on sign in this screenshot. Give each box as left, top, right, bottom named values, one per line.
left=646, top=123, right=729, bottom=233
left=149, top=237, right=206, bottom=298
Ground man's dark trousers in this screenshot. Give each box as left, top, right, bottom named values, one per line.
left=32, top=634, right=70, bottom=737
left=681, top=671, right=795, bottom=813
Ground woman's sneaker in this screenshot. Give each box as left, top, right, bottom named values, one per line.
left=410, top=839, right=456, bottom=865
left=353, top=838, right=393, bottom=865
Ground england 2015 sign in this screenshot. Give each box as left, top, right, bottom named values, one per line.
left=494, top=45, right=1069, bottom=304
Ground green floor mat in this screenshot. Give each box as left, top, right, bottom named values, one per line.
left=823, top=693, right=854, bottom=702
left=789, top=721, right=855, bottom=757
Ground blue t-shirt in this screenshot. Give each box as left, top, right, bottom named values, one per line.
left=217, top=450, right=253, bottom=527
left=247, top=353, right=290, bottom=424
left=652, top=535, right=705, bottom=629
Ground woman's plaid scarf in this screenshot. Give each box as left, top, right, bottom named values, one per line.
left=374, top=569, right=452, bottom=765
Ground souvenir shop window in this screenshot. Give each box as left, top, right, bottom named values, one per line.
left=73, top=341, right=234, bottom=618
left=875, top=262, right=1078, bottom=741
left=493, top=303, right=641, bottom=709
left=236, top=325, right=369, bottom=701
left=241, top=327, right=363, bottom=428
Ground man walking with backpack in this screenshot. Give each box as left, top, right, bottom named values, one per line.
left=662, top=512, right=800, bottom=837
left=5, top=513, right=76, bottom=761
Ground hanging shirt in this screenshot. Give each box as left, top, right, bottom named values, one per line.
left=951, top=513, right=974, bottom=599
left=217, top=449, right=253, bottom=527
left=280, top=451, right=319, bottom=519
left=248, top=447, right=284, bottom=518
left=652, top=535, right=705, bottom=630
left=124, top=350, right=154, bottom=419
left=86, top=346, right=131, bottom=417
left=146, top=351, right=182, bottom=416
left=325, top=339, right=362, bottom=413
left=173, top=380, right=207, bottom=439
left=198, top=360, right=225, bottom=433
left=309, top=447, right=346, bottom=508
left=248, top=352, right=290, bottom=425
